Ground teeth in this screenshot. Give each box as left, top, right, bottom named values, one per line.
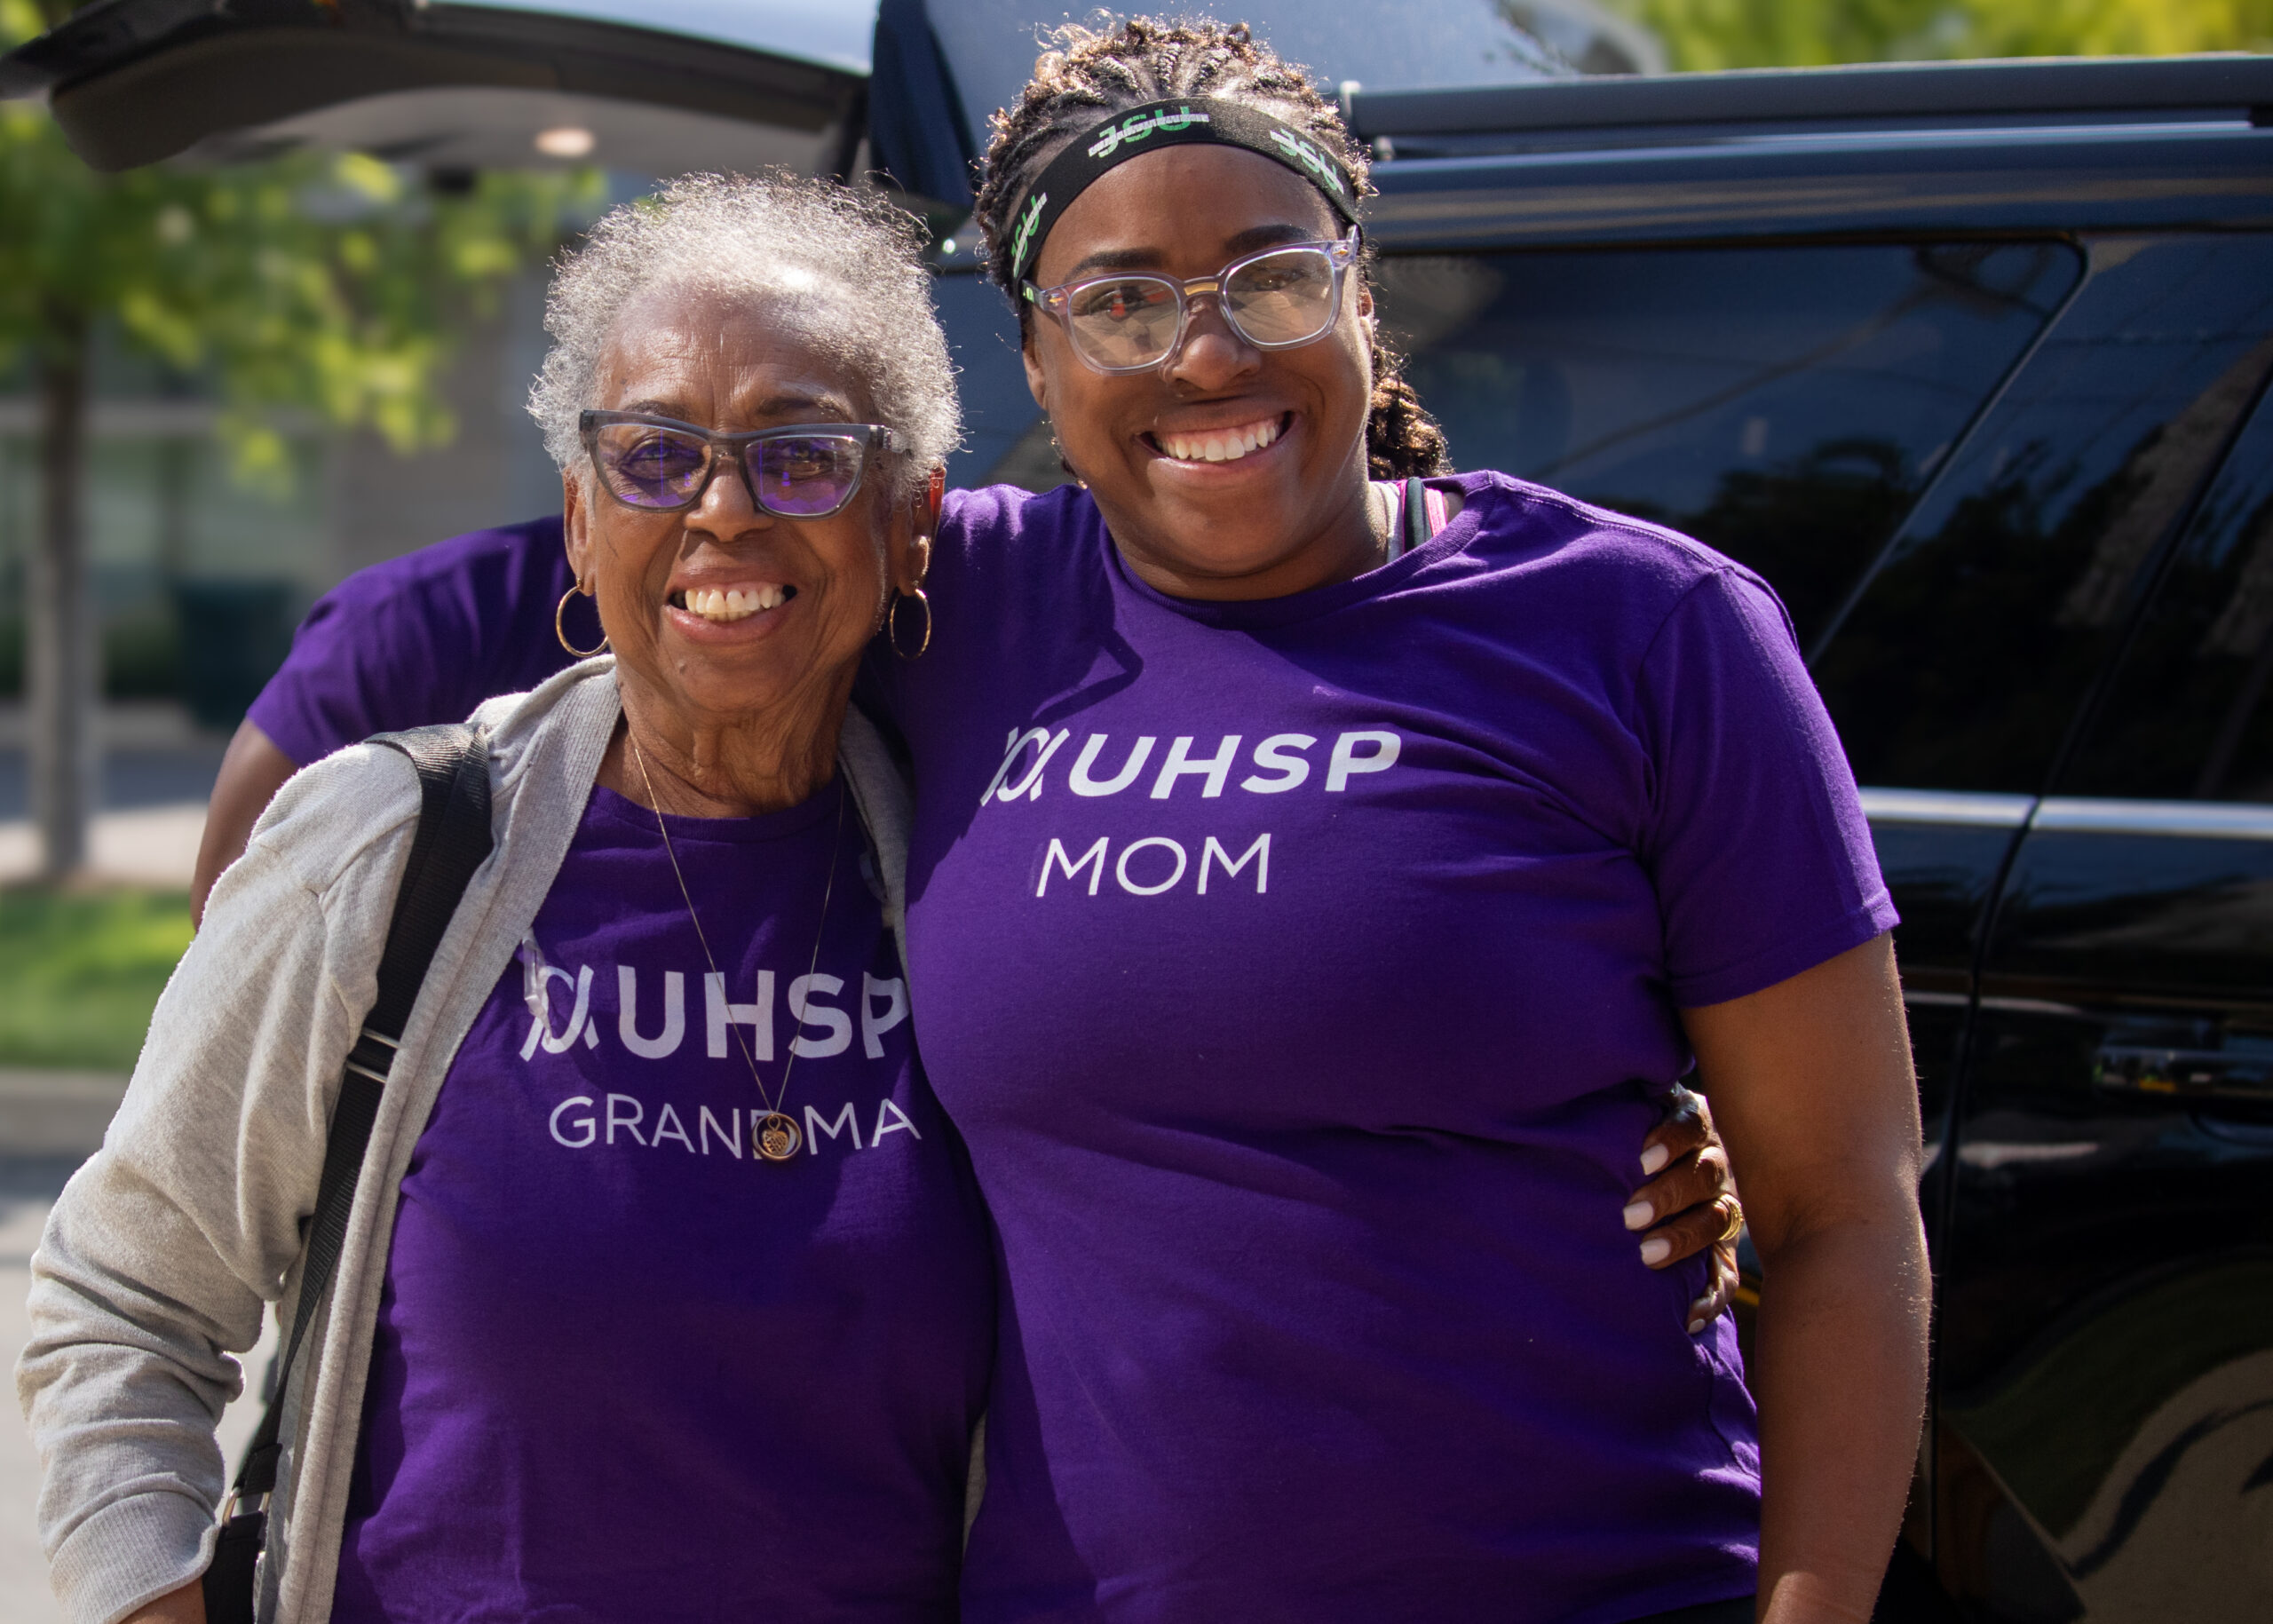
left=1161, top=416, right=1280, bottom=463
left=678, top=585, right=788, bottom=623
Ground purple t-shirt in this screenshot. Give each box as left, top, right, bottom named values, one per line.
left=329, top=780, right=994, bottom=1622
left=247, top=517, right=594, bottom=766
left=867, top=474, right=1896, bottom=1624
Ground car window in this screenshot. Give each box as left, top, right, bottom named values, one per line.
left=928, top=0, right=1579, bottom=176
left=931, top=271, right=1045, bottom=492
left=1376, top=241, right=2079, bottom=645
left=2058, top=381, right=2273, bottom=803
left=1812, top=236, right=2273, bottom=793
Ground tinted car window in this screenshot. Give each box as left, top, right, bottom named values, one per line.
left=1814, top=236, right=2273, bottom=792
left=1376, top=241, right=2079, bottom=643
left=2060, top=381, right=2273, bottom=802
left=931, top=271, right=1039, bottom=492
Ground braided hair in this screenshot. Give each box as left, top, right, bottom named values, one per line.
left=970, top=16, right=1450, bottom=480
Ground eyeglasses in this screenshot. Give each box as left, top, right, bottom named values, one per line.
left=1024, top=229, right=1362, bottom=374
left=579, top=411, right=901, bottom=518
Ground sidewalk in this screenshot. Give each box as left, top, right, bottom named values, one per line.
left=0, top=1077, right=127, bottom=1619
left=0, top=701, right=223, bottom=890
left=0, top=804, right=208, bottom=890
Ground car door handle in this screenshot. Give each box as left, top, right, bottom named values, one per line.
left=2094, top=1044, right=2272, bottom=1105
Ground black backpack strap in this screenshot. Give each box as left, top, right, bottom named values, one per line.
left=204, top=722, right=492, bottom=1623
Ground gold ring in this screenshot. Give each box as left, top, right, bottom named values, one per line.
left=1715, top=1199, right=1746, bottom=1244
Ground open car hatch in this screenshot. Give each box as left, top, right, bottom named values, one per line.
left=0, top=0, right=875, bottom=176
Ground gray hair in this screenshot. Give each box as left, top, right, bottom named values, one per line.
left=528, top=171, right=960, bottom=496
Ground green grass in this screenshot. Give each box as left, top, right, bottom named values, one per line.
left=0, top=888, right=194, bottom=1071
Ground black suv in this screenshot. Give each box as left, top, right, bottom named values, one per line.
left=1342, top=62, right=2273, bottom=1624
left=11, top=7, right=2272, bottom=1618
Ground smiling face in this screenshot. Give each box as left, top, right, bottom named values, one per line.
left=1022, top=142, right=1380, bottom=600
left=564, top=286, right=925, bottom=761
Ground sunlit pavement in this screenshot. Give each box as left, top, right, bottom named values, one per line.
left=0, top=704, right=225, bottom=890
left=0, top=804, right=208, bottom=889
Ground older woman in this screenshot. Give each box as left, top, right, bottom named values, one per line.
left=862, top=19, right=1932, bottom=1624
left=20, top=175, right=985, bottom=1624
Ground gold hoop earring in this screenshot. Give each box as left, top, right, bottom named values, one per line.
left=889, top=587, right=931, bottom=661
left=556, top=583, right=608, bottom=659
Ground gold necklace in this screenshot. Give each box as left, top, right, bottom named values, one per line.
left=628, top=730, right=845, bottom=1163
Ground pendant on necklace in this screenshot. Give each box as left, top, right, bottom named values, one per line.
left=755, top=1111, right=803, bottom=1161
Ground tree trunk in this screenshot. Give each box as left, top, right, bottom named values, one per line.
left=30, top=317, right=94, bottom=883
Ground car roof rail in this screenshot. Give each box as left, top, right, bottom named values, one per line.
left=1347, top=53, right=2273, bottom=147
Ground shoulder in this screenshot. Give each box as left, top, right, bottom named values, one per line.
left=242, top=736, right=426, bottom=901
left=469, top=655, right=621, bottom=766
left=1454, top=471, right=1767, bottom=606
left=1395, top=473, right=1808, bottom=749
left=937, top=484, right=1100, bottom=578
left=923, top=485, right=1107, bottom=666
left=250, top=516, right=578, bottom=761
left=939, top=481, right=1065, bottom=533
left=246, top=661, right=616, bottom=897
left=284, top=515, right=570, bottom=667
left=210, top=738, right=427, bottom=970
left=322, top=515, right=569, bottom=619
left=352, top=514, right=566, bottom=586
left=1444, top=471, right=1793, bottom=651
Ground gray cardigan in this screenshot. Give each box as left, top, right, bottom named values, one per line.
left=15, top=662, right=917, bottom=1624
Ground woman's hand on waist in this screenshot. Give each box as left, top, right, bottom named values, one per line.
left=1628, top=1081, right=1743, bottom=1333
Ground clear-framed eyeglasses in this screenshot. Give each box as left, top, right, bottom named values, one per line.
left=579, top=411, right=901, bottom=519
left=1022, top=228, right=1363, bottom=374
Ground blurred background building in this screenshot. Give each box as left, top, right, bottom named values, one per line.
left=0, top=262, right=561, bottom=742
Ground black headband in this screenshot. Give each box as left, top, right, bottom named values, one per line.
left=1006, top=98, right=1364, bottom=289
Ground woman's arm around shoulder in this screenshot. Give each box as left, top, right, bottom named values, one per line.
left=15, top=745, right=426, bottom=1624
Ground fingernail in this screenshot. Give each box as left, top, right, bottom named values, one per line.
left=1687, top=1319, right=1707, bottom=1335
left=1622, top=1200, right=1653, bottom=1231
left=1639, top=1144, right=1670, bottom=1176
left=1640, top=1236, right=1672, bottom=1266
